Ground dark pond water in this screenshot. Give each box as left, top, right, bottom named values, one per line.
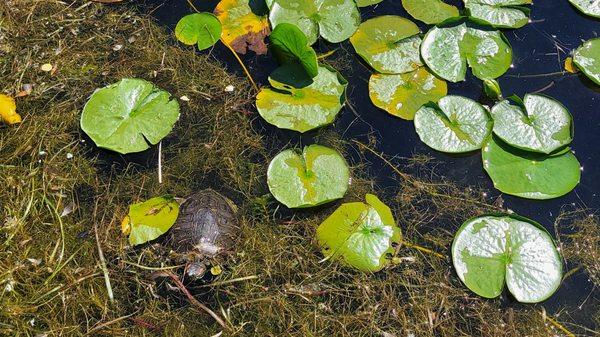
left=137, top=0, right=600, bottom=331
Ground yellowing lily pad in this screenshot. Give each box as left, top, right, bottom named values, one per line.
left=369, top=67, right=447, bottom=120
left=267, top=145, right=350, bottom=208
left=256, top=64, right=347, bottom=132
left=0, top=94, right=21, bottom=125
left=122, top=195, right=180, bottom=246
left=350, top=15, right=422, bottom=74
left=317, top=194, right=402, bottom=272
left=214, top=0, right=270, bottom=55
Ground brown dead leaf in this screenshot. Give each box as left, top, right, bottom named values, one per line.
left=214, top=0, right=270, bottom=55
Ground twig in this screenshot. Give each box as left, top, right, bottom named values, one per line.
left=94, top=221, right=114, bottom=303
left=158, top=141, right=163, bottom=184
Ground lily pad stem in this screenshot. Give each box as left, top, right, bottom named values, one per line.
left=543, top=311, right=575, bottom=337
left=403, top=241, right=445, bottom=259
left=223, top=41, right=259, bottom=91
left=318, top=49, right=337, bottom=60
left=94, top=222, right=114, bottom=303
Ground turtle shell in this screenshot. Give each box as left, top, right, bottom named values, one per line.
left=168, top=189, right=239, bottom=256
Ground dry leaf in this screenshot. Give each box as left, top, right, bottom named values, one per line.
left=0, top=94, right=22, bottom=125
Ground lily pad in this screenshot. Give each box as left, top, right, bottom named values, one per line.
left=317, top=194, right=402, bottom=272
left=256, top=64, right=347, bottom=132
left=267, top=144, right=350, bottom=208
left=452, top=214, right=562, bottom=303
left=573, top=38, right=600, bottom=85
left=482, top=136, right=581, bottom=199
left=270, top=23, right=318, bottom=78
left=465, top=0, right=532, bottom=29
left=414, top=96, right=493, bottom=153
left=81, top=78, right=180, bottom=154
left=175, top=13, right=222, bottom=51
left=350, top=16, right=422, bottom=74
left=121, top=195, right=180, bottom=246
left=568, top=0, right=600, bottom=18
left=401, top=0, right=460, bottom=24
left=421, top=23, right=513, bottom=82
left=268, top=0, right=361, bottom=45
left=369, top=67, right=447, bottom=120
left=491, top=94, right=573, bottom=154
left=214, top=0, right=271, bottom=55
left=356, top=0, right=384, bottom=6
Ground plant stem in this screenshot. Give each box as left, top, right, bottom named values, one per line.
left=222, top=41, right=259, bottom=92
left=403, top=241, right=445, bottom=259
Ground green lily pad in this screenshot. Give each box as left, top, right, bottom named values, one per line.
left=491, top=94, right=573, bottom=154
left=270, top=23, right=318, bottom=78
left=350, top=16, right=422, bottom=74
left=268, top=0, right=361, bottom=45
left=452, top=214, right=562, bottom=303
left=175, top=13, right=222, bottom=51
left=267, top=145, right=350, bottom=208
left=568, top=0, right=600, bottom=18
left=256, top=64, right=347, bottom=132
left=401, top=0, right=460, bottom=24
left=122, top=195, right=180, bottom=246
left=356, top=0, right=384, bottom=6
left=317, top=194, right=402, bottom=272
left=482, top=136, right=581, bottom=199
left=414, top=96, right=493, bottom=153
left=369, top=67, right=447, bottom=120
left=573, top=38, right=600, bottom=85
left=421, top=23, right=513, bottom=82
left=81, top=78, right=180, bottom=154
left=465, top=0, right=532, bottom=29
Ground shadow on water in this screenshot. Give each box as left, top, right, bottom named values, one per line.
left=130, top=0, right=600, bottom=330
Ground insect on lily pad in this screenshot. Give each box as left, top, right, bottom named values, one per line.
left=491, top=94, right=573, bottom=154
left=573, top=38, right=600, bottom=85
left=121, top=195, right=180, bottom=246
left=256, top=64, right=347, bottom=133
left=350, top=15, right=422, bottom=74
left=452, top=214, right=562, bottom=303
left=401, top=0, right=460, bottom=25
left=267, top=144, right=350, bottom=208
left=80, top=78, right=180, bottom=154
left=175, top=13, right=222, bottom=51
left=317, top=194, right=402, bottom=272
left=464, top=0, right=532, bottom=29
left=414, top=95, right=493, bottom=153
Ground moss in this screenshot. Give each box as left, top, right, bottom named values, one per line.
left=0, top=1, right=595, bottom=336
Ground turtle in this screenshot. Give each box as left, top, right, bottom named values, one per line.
left=168, top=189, right=239, bottom=277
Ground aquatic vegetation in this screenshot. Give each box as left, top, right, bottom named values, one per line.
left=483, top=78, right=503, bottom=100
left=369, top=67, right=447, bottom=120
left=175, top=13, right=222, bottom=50
left=80, top=78, right=180, bottom=154
left=568, top=0, right=600, bottom=18
left=256, top=64, right=347, bottom=132
left=452, top=214, right=562, bottom=303
left=350, top=16, right=422, bottom=74
left=356, top=0, right=384, bottom=7
left=464, top=0, right=532, bottom=29
left=268, top=0, right=361, bottom=45
left=482, top=136, right=581, bottom=199
left=573, top=38, right=600, bottom=85
left=316, top=194, right=401, bottom=272
left=269, top=23, right=318, bottom=78
left=267, top=145, right=350, bottom=208
left=421, top=22, right=513, bottom=82
left=214, top=0, right=270, bottom=55
left=121, top=195, right=180, bottom=246
left=414, top=96, right=493, bottom=153
left=0, top=94, right=20, bottom=125
left=401, top=0, right=459, bottom=24
left=490, top=94, right=573, bottom=154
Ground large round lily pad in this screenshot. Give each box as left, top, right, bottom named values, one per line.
left=414, top=96, right=492, bottom=153
left=121, top=195, right=180, bottom=246
left=452, top=214, right=562, bottom=303
left=214, top=0, right=270, bottom=55
left=267, top=145, right=350, bottom=208
left=81, top=78, right=180, bottom=154
left=465, top=0, right=532, bottom=29
left=491, top=94, right=573, bottom=154
left=350, top=16, right=422, bottom=74
left=175, top=13, right=222, bottom=51
left=268, top=0, right=361, bottom=45
left=573, top=38, right=600, bottom=85
left=421, top=23, right=513, bottom=82
left=270, top=23, right=318, bottom=78
left=482, top=136, right=581, bottom=199
left=256, top=64, right=347, bottom=133
left=401, top=0, right=460, bottom=24
left=369, top=67, right=447, bottom=120
left=317, top=194, right=402, bottom=272
left=568, top=0, right=600, bottom=18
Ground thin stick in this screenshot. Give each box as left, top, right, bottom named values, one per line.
left=162, top=271, right=228, bottom=329
left=403, top=241, right=445, bottom=259
left=198, top=275, right=259, bottom=288
left=158, top=141, right=163, bottom=184
left=94, top=222, right=114, bottom=303
left=222, top=41, right=259, bottom=91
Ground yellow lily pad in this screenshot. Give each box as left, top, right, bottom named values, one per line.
left=214, top=0, right=271, bottom=55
